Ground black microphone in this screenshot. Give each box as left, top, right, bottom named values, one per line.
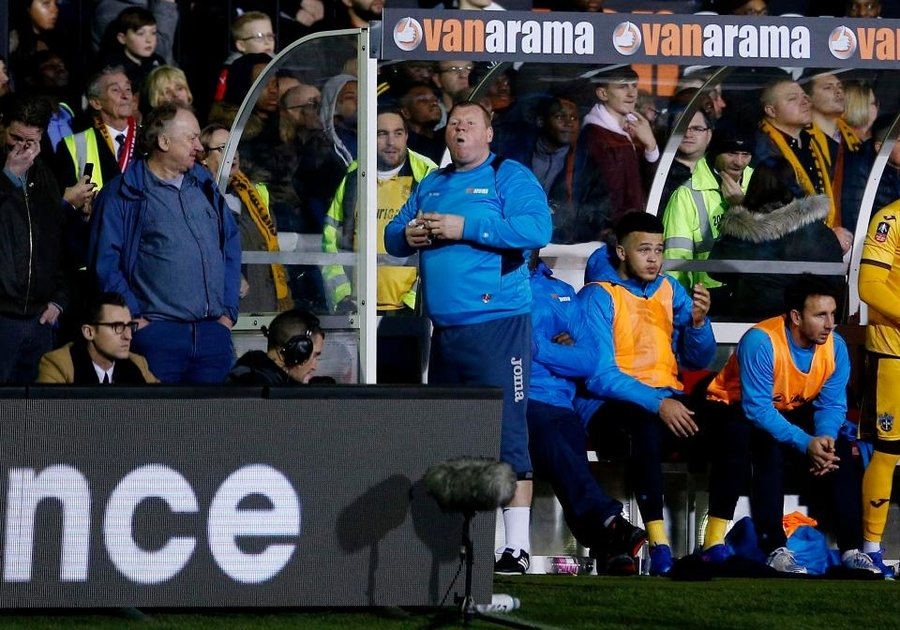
left=424, top=458, right=516, bottom=514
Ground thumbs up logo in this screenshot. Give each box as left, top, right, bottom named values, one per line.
left=828, top=25, right=856, bottom=59
left=612, top=21, right=642, bottom=56
left=394, top=17, right=423, bottom=52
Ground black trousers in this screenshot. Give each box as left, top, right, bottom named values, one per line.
left=705, top=401, right=863, bottom=554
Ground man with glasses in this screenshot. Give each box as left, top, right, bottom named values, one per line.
left=432, top=60, right=474, bottom=130
left=214, top=11, right=276, bottom=103
left=0, top=94, right=69, bottom=384
left=37, top=292, right=157, bottom=384
left=663, top=119, right=754, bottom=291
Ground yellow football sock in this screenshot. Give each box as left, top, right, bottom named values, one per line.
left=646, top=520, right=669, bottom=547
left=703, top=517, right=729, bottom=549
left=863, top=450, right=900, bottom=544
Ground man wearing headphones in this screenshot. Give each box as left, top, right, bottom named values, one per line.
left=227, top=309, right=324, bottom=385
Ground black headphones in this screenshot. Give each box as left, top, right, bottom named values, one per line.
left=280, top=330, right=314, bottom=367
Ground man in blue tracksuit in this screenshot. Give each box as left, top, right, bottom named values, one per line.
left=385, top=101, right=552, bottom=574
left=571, top=212, right=716, bottom=576
left=527, top=253, right=647, bottom=574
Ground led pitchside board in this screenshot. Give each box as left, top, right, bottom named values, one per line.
left=0, top=389, right=501, bottom=607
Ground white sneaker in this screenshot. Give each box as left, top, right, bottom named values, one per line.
left=841, top=549, right=881, bottom=573
left=766, top=547, right=808, bottom=574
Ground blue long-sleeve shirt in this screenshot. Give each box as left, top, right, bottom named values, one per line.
left=384, top=153, right=551, bottom=327
left=529, top=262, right=596, bottom=410
left=737, top=326, right=849, bottom=454
left=572, top=247, right=716, bottom=423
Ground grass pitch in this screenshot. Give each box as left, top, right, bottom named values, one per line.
left=0, top=576, right=896, bottom=628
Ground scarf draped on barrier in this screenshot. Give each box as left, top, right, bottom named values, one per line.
left=230, top=170, right=291, bottom=306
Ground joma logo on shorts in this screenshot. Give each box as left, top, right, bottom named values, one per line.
left=511, top=357, right=524, bottom=402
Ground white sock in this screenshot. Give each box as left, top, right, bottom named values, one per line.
left=863, top=541, right=882, bottom=554
left=502, top=507, right=531, bottom=554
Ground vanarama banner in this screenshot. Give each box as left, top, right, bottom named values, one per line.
left=383, top=9, right=900, bottom=68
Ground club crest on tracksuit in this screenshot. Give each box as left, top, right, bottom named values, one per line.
left=879, top=412, right=894, bottom=433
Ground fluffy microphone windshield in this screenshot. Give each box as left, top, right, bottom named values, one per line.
left=424, top=458, right=516, bottom=513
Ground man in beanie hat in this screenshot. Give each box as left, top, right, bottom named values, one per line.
left=662, top=116, right=754, bottom=290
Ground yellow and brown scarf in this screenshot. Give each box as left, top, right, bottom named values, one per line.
left=230, top=170, right=292, bottom=309
left=759, top=119, right=839, bottom=227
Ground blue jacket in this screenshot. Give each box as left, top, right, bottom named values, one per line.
left=573, top=247, right=716, bottom=423
left=529, top=261, right=596, bottom=410
left=737, top=325, right=849, bottom=454
left=384, top=153, right=552, bottom=327
left=89, top=159, right=241, bottom=323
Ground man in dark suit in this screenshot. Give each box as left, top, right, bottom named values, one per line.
left=37, top=292, right=157, bottom=384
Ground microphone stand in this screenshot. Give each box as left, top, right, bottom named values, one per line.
left=436, top=510, right=537, bottom=630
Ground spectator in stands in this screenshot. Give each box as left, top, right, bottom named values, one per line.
left=335, top=0, right=384, bottom=28
left=385, top=101, right=552, bottom=575
left=659, top=109, right=713, bottom=208
left=526, top=252, right=648, bottom=575
left=575, top=65, right=659, bottom=229
left=872, top=115, right=900, bottom=211
left=708, top=159, right=843, bottom=320
left=213, top=11, right=276, bottom=104
left=227, top=309, right=324, bottom=385
left=846, top=0, right=882, bottom=16
left=530, top=95, right=608, bottom=244
left=37, top=291, right=157, bottom=384
left=802, top=70, right=868, bottom=248
left=322, top=105, right=436, bottom=380
left=98, top=7, right=165, bottom=97
left=56, top=66, right=136, bottom=203
left=0, top=94, right=69, bottom=384
left=399, top=83, right=446, bottom=164
left=323, top=105, right=436, bottom=312
left=92, top=0, right=179, bottom=65
left=200, top=123, right=292, bottom=313
left=142, top=65, right=193, bottom=117
left=858, top=191, right=900, bottom=577
left=90, top=103, right=241, bottom=383
left=702, top=0, right=768, bottom=14
left=572, top=212, right=715, bottom=576
left=701, top=276, right=879, bottom=574
left=9, top=0, right=67, bottom=89
left=55, top=66, right=136, bottom=269
left=432, top=60, right=474, bottom=129
left=843, top=80, right=879, bottom=141
left=275, top=0, right=331, bottom=45
left=320, top=74, right=359, bottom=166
left=663, top=118, right=754, bottom=291
left=755, top=78, right=849, bottom=246
left=20, top=50, right=75, bottom=152
left=381, top=60, right=435, bottom=97
left=0, top=57, right=10, bottom=100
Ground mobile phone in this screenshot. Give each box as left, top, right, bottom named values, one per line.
left=83, top=163, right=94, bottom=179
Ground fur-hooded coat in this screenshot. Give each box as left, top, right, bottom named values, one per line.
left=708, top=194, right=844, bottom=320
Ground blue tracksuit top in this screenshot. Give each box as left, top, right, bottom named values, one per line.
left=736, top=325, right=850, bottom=454
left=529, top=261, right=597, bottom=410
left=572, top=246, right=716, bottom=425
left=384, top=153, right=552, bottom=327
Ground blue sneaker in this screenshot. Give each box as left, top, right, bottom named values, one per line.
left=699, top=544, right=730, bottom=564
left=649, top=544, right=674, bottom=576
left=868, top=549, right=896, bottom=579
